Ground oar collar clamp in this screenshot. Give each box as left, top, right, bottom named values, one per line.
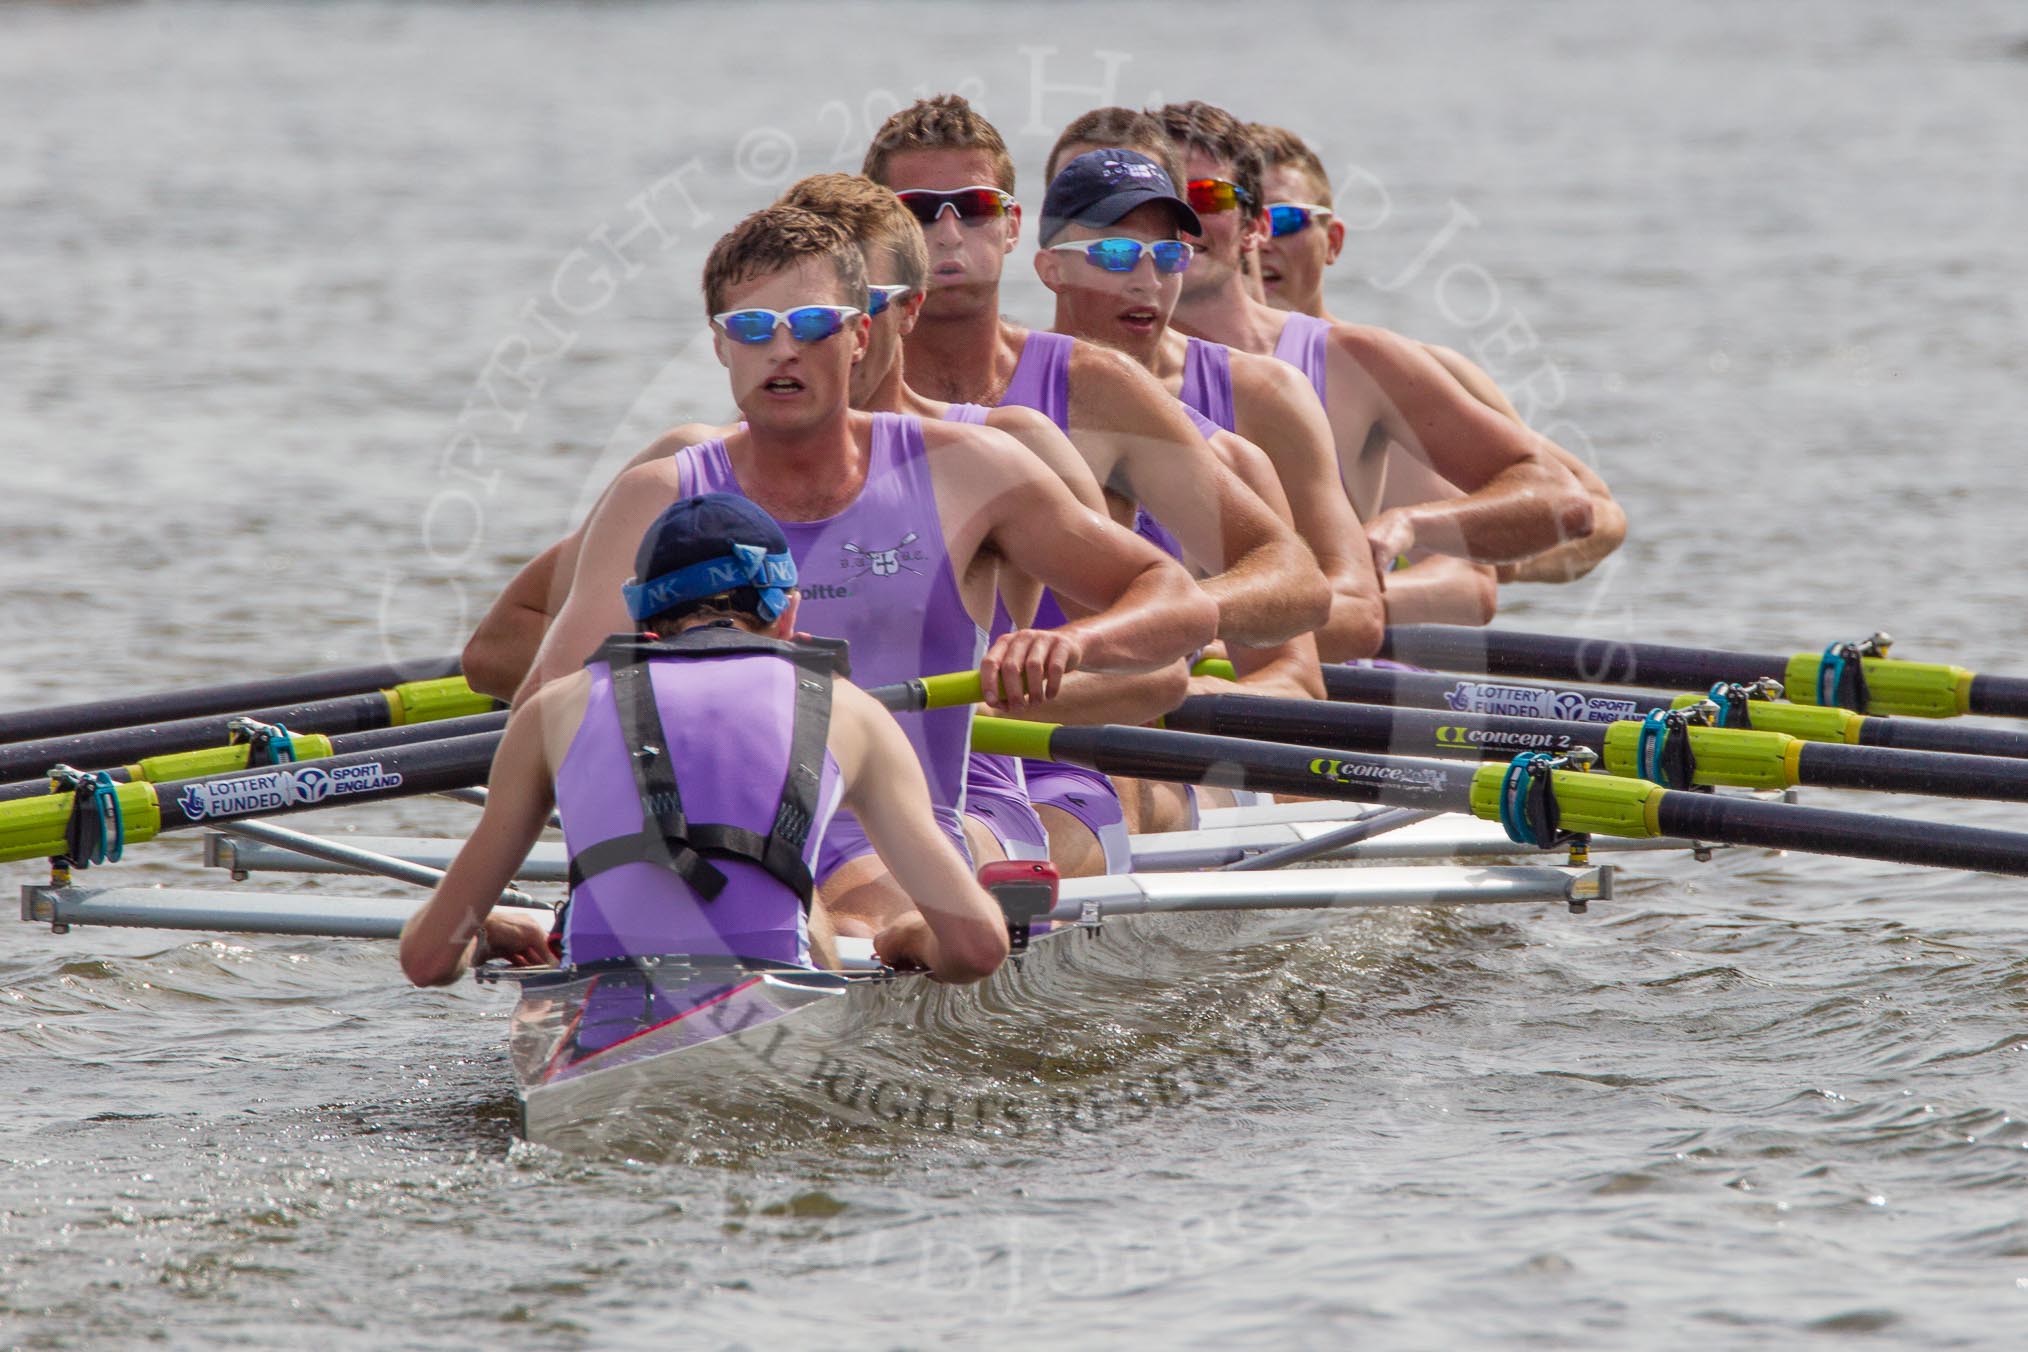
left=51, top=765, right=126, bottom=868
left=1496, top=751, right=1594, bottom=852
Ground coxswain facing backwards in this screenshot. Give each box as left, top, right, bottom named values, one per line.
left=515, top=206, right=1214, bottom=947
left=401, top=493, right=1012, bottom=985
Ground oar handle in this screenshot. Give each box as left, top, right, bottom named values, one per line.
left=864, top=671, right=985, bottom=713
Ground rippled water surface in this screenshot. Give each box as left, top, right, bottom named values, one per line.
left=5, top=2, right=2028, bottom=1347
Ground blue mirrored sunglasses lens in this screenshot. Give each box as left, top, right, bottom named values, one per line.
left=1268, top=205, right=1310, bottom=238
left=722, top=311, right=777, bottom=343
left=867, top=290, right=890, bottom=316
left=1150, top=242, right=1191, bottom=273
left=785, top=307, right=846, bottom=341
left=1086, top=239, right=1144, bottom=272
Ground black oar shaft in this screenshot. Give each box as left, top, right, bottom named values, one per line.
left=150, top=733, right=501, bottom=835
left=0, top=691, right=396, bottom=782
left=1379, top=624, right=1785, bottom=690
left=1042, top=720, right=2028, bottom=878
left=1969, top=675, right=2028, bottom=721
left=0, top=655, right=462, bottom=746
left=1322, top=663, right=2028, bottom=762
left=1650, top=792, right=2028, bottom=876
left=1321, top=664, right=1674, bottom=721
left=0, top=712, right=512, bottom=806
left=1792, top=743, right=2028, bottom=802
left=1050, top=724, right=1482, bottom=810
left=1167, top=694, right=1602, bottom=762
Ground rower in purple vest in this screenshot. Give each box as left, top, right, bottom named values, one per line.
left=1248, top=121, right=1627, bottom=620
left=401, top=493, right=1011, bottom=988
left=462, top=175, right=1157, bottom=877
left=516, top=206, right=1213, bottom=945
left=1152, top=100, right=1597, bottom=590
left=1029, top=144, right=1345, bottom=837
left=862, top=95, right=1328, bottom=659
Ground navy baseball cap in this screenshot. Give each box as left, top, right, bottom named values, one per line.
left=1039, top=148, right=1202, bottom=246
left=624, top=493, right=798, bottom=624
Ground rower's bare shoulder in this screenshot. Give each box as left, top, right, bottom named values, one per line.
left=918, top=415, right=1029, bottom=466
left=1064, top=335, right=1158, bottom=390
left=627, top=420, right=729, bottom=471
left=1229, top=346, right=1324, bottom=410
left=1328, top=321, right=1439, bottom=375
left=981, top=403, right=1060, bottom=443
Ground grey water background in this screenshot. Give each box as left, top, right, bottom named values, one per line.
left=4, top=0, right=2028, bottom=1345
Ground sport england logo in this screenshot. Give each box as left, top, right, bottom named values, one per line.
left=176, top=761, right=405, bottom=821
left=1442, top=681, right=1642, bottom=724
left=841, top=533, right=926, bottom=579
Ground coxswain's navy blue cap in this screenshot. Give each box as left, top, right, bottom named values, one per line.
left=623, top=493, right=798, bottom=624
left=1038, top=148, right=1202, bottom=246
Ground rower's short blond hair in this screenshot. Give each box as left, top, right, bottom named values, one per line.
left=1251, top=123, right=1333, bottom=206
left=701, top=205, right=868, bottom=317
left=1155, top=100, right=1265, bottom=213
left=778, top=174, right=929, bottom=294
left=1046, top=107, right=1185, bottom=187
left=863, top=94, right=1017, bottom=193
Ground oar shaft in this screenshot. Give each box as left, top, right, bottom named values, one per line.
left=0, top=711, right=509, bottom=804
left=986, top=716, right=2028, bottom=878
left=1312, top=662, right=2028, bottom=761
left=0, top=655, right=464, bottom=746
left=1380, top=625, right=1784, bottom=690
left=1650, top=792, right=2028, bottom=876
left=1969, top=674, right=2028, bottom=721
left=978, top=718, right=1482, bottom=810
left=0, top=731, right=501, bottom=864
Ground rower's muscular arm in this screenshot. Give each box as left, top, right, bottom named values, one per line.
left=982, top=404, right=1109, bottom=629
left=1422, top=344, right=1625, bottom=583
left=399, top=691, right=561, bottom=986
left=514, top=459, right=685, bottom=704
left=1229, top=354, right=1387, bottom=661
left=463, top=422, right=725, bottom=701
left=1198, top=427, right=1325, bottom=700
left=1066, top=343, right=1329, bottom=647
left=833, top=682, right=1009, bottom=983
left=464, top=538, right=568, bottom=700
left=1342, top=326, right=1593, bottom=565
left=935, top=422, right=1218, bottom=676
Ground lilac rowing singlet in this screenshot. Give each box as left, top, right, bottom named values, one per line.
left=1001, top=330, right=1074, bottom=431
left=1179, top=337, right=1237, bottom=433
left=557, top=649, right=842, bottom=967
left=675, top=414, right=983, bottom=874
left=1273, top=312, right=1331, bottom=409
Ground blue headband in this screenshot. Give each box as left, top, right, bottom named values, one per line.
left=621, top=543, right=798, bottom=623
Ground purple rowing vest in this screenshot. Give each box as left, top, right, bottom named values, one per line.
left=556, top=648, right=842, bottom=966
left=675, top=414, right=982, bottom=830
left=1179, top=337, right=1237, bottom=433
left=1273, top=312, right=1332, bottom=409
left=1001, top=330, right=1074, bottom=431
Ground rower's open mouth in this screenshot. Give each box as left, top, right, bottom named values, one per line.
left=1117, top=306, right=1160, bottom=332
left=763, top=376, right=806, bottom=395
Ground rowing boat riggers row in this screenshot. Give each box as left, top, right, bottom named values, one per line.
left=557, top=630, right=843, bottom=970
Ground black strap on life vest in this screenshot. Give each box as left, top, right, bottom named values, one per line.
left=565, top=626, right=838, bottom=909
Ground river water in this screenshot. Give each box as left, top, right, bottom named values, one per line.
left=4, top=1, right=2028, bottom=1346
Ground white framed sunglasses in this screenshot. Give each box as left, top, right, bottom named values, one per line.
left=1044, top=238, right=1195, bottom=275
left=710, top=305, right=863, bottom=345
left=867, top=284, right=916, bottom=316
left=1267, top=202, right=1335, bottom=238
